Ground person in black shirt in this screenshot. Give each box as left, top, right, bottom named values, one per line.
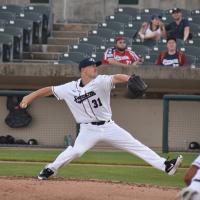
left=166, top=8, right=190, bottom=42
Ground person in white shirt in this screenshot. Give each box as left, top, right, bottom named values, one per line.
left=178, top=154, right=200, bottom=200
left=138, top=15, right=166, bottom=41
left=20, top=57, right=182, bottom=180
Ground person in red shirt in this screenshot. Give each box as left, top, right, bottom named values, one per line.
left=103, top=36, right=141, bottom=66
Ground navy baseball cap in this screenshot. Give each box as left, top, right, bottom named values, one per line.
left=151, top=14, right=162, bottom=20
left=172, top=8, right=181, bottom=14
left=79, top=58, right=102, bottom=70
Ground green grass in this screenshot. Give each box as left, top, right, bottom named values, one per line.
left=0, top=148, right=198, bottom=188
left=0, top=162, right=186, bottom=188
left=0, top=148, right=198, bottom=167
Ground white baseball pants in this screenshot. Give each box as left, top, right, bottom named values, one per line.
left=48, top=121, right=166, bottom=172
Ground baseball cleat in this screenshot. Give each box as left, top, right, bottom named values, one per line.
left=38, top=168, right=54, bottom=180
left=165, top=155, right=183, bottom=175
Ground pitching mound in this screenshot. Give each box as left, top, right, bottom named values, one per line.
left=0, top=177, right=179, bottom=200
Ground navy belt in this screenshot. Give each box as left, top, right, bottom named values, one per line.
left=90, top=120, right=110, bottom=126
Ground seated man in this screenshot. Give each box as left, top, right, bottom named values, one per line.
left=138, top=15, right=166, bottom=41
left=178, top=154, right=200, bottom=200
left=103, top=36, right=141, bottom=67
left=155, top=37, right=187, bottom=67
left=166, top=8, right=191, bottom=42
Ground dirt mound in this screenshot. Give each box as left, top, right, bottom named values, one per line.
left=0, top=177, right=179, bottom=200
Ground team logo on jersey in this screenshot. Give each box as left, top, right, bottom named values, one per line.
left=74, top=91, right=96, bottom=103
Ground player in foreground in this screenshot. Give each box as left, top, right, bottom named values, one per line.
left=178, top=154, right=200, bottom=200
left=20, top=58, right=183, bottom=180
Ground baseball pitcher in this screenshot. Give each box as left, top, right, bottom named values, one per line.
left=20, top=58, right=183, bottom=180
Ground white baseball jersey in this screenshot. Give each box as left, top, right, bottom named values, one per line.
left=52, top=75, right=115, bottom=123
left=193, top=155, right=200, bottom=168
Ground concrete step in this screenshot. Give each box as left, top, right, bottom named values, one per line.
left=29, top=44, right=69, bottom=53
left=48, top=37, right=79, bottom=45
left=53, top=23, right=97, bottom=32
left=23, top=52, right=62, bottom=60
left=52, top=31, right=88, bottom=38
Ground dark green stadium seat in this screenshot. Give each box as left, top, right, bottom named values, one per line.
left=59, top=52, right=86, bottom=63
left=185, top=39, right=200, bottom=47
left=123, top=28, right=138, bottom=38
left=98, top=22, right=124, bottom=35
left=89, top=28, right=116, bottom=39
left=8, top=19, right=33, bottom=51
left=95, top=44, right=107, bottom=52
left=180, top=46, right=200, bottom=57
left=0, top=11, right=16, bottom=22
left=79, top=35, right=106, bottom=46
left=186, top=55, right=197, bottom=66
left=126, top=21, right=141, bottom=31
left=131, top=45, right=150, bottom=57
left=0, top=33, right=13, bottom=62
left=17, top=11, right=43, bottom=44
left=0, top=19, right=6, bottom=27
left=143, top=53, right=158, bottom=65
left=189, top=23, right=200, bottom=38
left=69, top=43, right=96, bottom=56
left=0, top=26, right=23, bottom=59
left=106, top=14, right=132, bottom=24
left=0, top=4, right=25, bottom=14
left=26, top=4, right=52, bottom=43
left=191, top=9, right=200, bottom=16
left=190, top=16, right=200, bottom=25
left=91, top=52, right=104, bottom=61
left=114, top=7, right=140, bottom=19
left=141, top=8, right=163, bottom=15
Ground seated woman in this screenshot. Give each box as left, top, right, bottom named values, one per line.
left=138, top=15, right=166, bottom=41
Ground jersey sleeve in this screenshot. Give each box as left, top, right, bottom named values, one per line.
left=97, top=75, right=115, bottom=92
left=192, top=155, right=200, bottom=168
left=183, top=19, right=190, bottom=27
left=52, top=83, right=70, bottom=100
left=129, top=50, right=140, bottom=63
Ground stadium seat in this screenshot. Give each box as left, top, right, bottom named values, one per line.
left=114, top=7, right=140, bottom=19
left=126, top=21, right=141, bottom=31
left=98, top=22, right=124, bottom=35
left=131, top=45, right=150, bottom=56
left=142, top=40, right=157, bottom=48
left=106, top=13, right=132, bottom=24
left=0, top=4, right=25, bottom=14
left=123, top=28, right=138, bottom=38
left=8, top=19, right=33, bottom=51
left=185, top=38, right=200, bottom=47
left=0, top=11, right=16, bottom=22
left=91, top=52, right=104, bottom=61
left=0, top=33, right=13, bottom=62
left=141, top=8, right=163, bottom=15
left=17, top=11, right=43, bottom=44
left=79, top=35, right=106, bottom=46
left=143, top=53, right=158, bottom=65
left=0, top=19, right=6, bottom=27
left=151, top=44, right=166, bottom=53
left=0, top=26, right=23, bottom=59
left=69, top=43, right=96, bottom=56
left=25, top=4, right=52, bottom=42
left=189, top=16, right=200, bottom=25
left=180, top=46, right=200, bottom=57
left=186, top=55, right=197, bottom=66
left=189, top=23, right=200, bottom=38
left=89, top=28, right=116, bottom=39
left=59, top=52, right=85, bottom=64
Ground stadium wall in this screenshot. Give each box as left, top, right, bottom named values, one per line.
left=0, top=0, right=199, bottom=23
left=0, top=96, right=199, bottom=150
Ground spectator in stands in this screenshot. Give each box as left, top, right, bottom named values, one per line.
left=103, top=36, right=141, bottom=66
left=138, top=15, right=166, bottom=41
left=155, top=36, right=187, bottom=67
left=166, top=8, right=191, bottom=42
